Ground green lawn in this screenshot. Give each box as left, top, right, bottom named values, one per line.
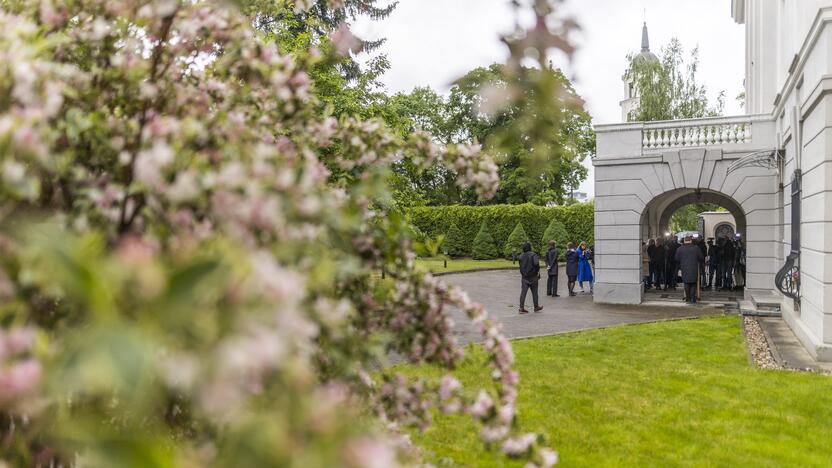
left=402, top=316, right=832, bottom=467
left=415, top=257, right=516, bottom=274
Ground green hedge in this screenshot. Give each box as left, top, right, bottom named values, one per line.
left=409, top=202, right=594, bottom=257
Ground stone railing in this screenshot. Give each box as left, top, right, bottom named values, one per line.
left=594, top=114, right=775, bottom=161
left=642, top=116, right=754, bottom=150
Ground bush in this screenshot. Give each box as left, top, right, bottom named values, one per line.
left=472, top=222, right=499, bottom=259
left=541, top=219, right=569, bottom=259
left=503, top=222, right=531, bottom=258
left=409, top=202, right=594, bottom=256
left=444, top=222, right=468, bottom=257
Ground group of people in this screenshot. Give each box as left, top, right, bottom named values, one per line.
left=642, top=233, right=746, bottom=303
left=518, top=240, right=594, bottom=314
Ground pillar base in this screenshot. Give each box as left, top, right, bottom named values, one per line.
left=593, top=283, right=643, bottom=305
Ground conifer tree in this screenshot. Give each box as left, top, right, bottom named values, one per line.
left=472, top=222, right=499, bottom=260
left=444, top=222, right=468, bottom=257
left=541, top=218, right=569, bottom=256
left=503, top=222, right=530, bottom=258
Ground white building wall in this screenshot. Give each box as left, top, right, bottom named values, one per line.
left=742, top=1, right=832, bottom=359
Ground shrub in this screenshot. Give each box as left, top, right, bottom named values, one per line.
left=0, top=1, right=559, bottom=465
left=444, top=222, right=468, bottom=257
left=541, top=218, right=569, bottom=258
left=472, top=222, right=499, bottom=259
left=408, top=203, right=594, bottom=255
left=503, top=222, right=531, bottom=258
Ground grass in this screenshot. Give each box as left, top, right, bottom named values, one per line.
left=415, top=257, right=516, bottom=274
left=401, top=316, right=832, bottom=467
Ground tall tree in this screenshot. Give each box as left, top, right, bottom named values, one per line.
left=443, top=64, right=595, bottom=205
left=627, top=38, right=725, bottom=122
left=244, top=0, right=397, bottom=81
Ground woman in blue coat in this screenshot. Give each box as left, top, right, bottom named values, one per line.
left=577, top=241, right=594, bottom=293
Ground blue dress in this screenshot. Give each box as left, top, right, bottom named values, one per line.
left=577, top=247, right=594, bottom=283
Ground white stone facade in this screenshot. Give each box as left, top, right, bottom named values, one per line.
left=595, top=1, right=832, bottom=360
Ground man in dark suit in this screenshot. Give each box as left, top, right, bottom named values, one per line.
left=675, top=236, right=704, bottom=304
left=545, top=240, right=560, bottom=297
left=518, top=242, right=543, bottom=314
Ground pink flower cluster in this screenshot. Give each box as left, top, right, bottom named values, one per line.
left=0, top=0, right=564, bottom=465
left=0, top=327, right=41, bottom=410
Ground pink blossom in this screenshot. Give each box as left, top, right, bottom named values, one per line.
left=0, top=359, right=41, bottom=404
left=469, top=390, right=494, bottom=418
left=439, top=375, right=461, bottom=401
left=342, top=438, right=397, bottom=468
left=502, top=433, right=537, bottom=456
left=3, top=328, right=35, bottom=356
left=538, top=448, right=559, bottom=467
left=330, top=24, right=363, bottom=56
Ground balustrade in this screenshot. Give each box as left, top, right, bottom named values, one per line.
left=642, top=121, right=751, bottom=150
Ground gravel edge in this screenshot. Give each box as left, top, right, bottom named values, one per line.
left=743, top=316, right=781, bottom=370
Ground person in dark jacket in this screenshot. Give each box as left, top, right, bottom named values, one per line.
left=666, top=237, right=679, bottom=289
left=565, top=242, right=579, bottom=296
left=696, top=236, right=708, bottom=287
left=707, top=239, right=719, bottom=288
left=545, top=240, right=559, bottom=297
left=721, top=238, right=735, bottom=290
left=518, top=242, right=543, bottom=314
left=645, top=238, right=656, bottom=290
left=675, top=236, right=704, bottom=304
left=652, top=237, right=666, bottom=289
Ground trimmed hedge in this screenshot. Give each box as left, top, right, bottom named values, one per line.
left=472, top=222, right=499, bottom=259
left=409, top=202, right=594, bottom=257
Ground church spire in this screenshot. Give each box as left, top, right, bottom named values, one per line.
left=641, top=22, right=650, bottom=53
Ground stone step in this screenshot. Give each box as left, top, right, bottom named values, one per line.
left=738, top=300, right=781, bottom=317
left=749, top=293, right=782, bottom=312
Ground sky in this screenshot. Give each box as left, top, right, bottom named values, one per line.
left=352, top=0, right=746, bottom=198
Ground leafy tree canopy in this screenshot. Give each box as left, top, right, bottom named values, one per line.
left=626, top=38, right=725, bottom=122
left=670, top=203, right=725, bottom=233
left=385, top=65, right=595, bottom=207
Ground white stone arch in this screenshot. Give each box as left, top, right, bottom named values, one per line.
left=594, top=146, right=779, bottom=304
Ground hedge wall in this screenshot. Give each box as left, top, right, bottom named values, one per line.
left=409, top=202, right=594, bottom=257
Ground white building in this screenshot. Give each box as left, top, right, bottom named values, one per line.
left=698, top=211, right=737, bottom=240
left=593, top=1, right=832, bottom=361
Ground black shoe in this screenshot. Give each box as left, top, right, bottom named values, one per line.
left=534, top=306, right=543, bottom=313
left=553, top=294, right=560, bottom=297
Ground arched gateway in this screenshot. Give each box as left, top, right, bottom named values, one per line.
left=592, top=116, right=779, bottom=304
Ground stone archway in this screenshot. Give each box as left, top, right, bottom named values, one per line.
left=593, top=143, right=780, bottom=305
left=639, top=188, right=747, bottom=241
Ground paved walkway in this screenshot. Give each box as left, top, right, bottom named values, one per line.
left=757, top=318, right=832, bottom=373
left=442, top=268, right=723, bottom=344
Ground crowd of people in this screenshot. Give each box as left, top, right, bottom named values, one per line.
left=517, top=240, right=594, bottom=314
left=642, top=233, right=746, bottom=298
left=517, top=232, right=745, bottom=311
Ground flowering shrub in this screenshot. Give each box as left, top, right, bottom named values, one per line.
left=0, top=0, right=577, bottom=465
